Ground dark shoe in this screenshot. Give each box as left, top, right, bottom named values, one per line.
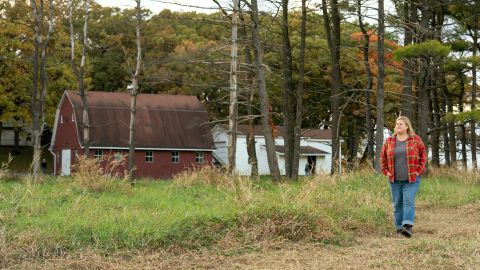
left=401, top=225, right=413, bottom=238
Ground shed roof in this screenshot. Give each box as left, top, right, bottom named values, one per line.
left=234, top=125, right=332, bottom=140
left=274, top=145, right=329, bottom=156
left=65, top=91, right=215, bottom=150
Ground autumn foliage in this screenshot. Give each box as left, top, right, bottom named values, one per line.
left=350, top=30, right=403, bottom=74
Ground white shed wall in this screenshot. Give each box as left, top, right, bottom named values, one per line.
left=212, top=127, right=333, bottom=176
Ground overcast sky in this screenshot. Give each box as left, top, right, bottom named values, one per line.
left=94, top=0, right=396, bottom=29
left=94, top=0, right=396, bottom=19
left=93, top=0, right=343, bottom=15
left=95, top=0, right=222, bottom=14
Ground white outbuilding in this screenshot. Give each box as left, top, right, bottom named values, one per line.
left=212, top=125, right=334, bottom=175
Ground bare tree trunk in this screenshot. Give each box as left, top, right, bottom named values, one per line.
left=430, top=85, right=441, bottom=167
left=401, top=0, right=414, bottom=120
left=227, top=0, right=240, bottom=174
left=346, top=116, right=358, bottom=171
left=430, top=11, right=446, bottom=168
left=240, top=12, right=258, bottom=177
left=30, top=0, right=54, bottom=180
left=356, top=0, right=374, bottom=163
left=280, top=0, right=296, bottom=179
left=459, top=75, right=468, bottom=169
left=440, top=92, right=450, bottom=166
left=470, top=29, right=478, bottom=169
left=13, top=127, right=21, bottom=154
left=321, top=0, right=342, bottom=175
left=417, top=57, right=430, bottom=154
left=69, top=0, right=90, bottom=155
left=416, top=1, right=432, bottom=162
left=250, top=0, right=280, bottom=180
left=128, top=0, right=142, bottom=181
left=446, top=91, right=457, bottom=164
left=292, top=0, right=307, bottom=179
left=375, top=0, right=385, bottom=172
left=438, top=67, right=456, bottom=165
left=246, top=114, right=258, bottom=177
left=410, top=0, right=419, bottom=128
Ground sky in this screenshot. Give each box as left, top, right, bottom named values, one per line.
left=94, top=0, right=396, bottom=25
left=95, top=0, right=221, bottom=14
left=94, top=0, right=351, bottom=15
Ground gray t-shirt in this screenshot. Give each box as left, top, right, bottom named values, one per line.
left=394, top=139, right=408, bottom=181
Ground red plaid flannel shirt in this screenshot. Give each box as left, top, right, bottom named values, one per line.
left=380, top=134, right=427, bottom=183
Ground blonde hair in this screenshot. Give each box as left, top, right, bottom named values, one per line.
left=394, top=116, right=416, bottom=137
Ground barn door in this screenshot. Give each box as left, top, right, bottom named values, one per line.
left=61, top=149, right=71, bottom=176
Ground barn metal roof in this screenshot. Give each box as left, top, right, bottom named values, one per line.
left=66, top=91, right=215, bottom=150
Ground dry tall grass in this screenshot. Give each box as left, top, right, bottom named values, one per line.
left=0, top=154, right=13, bottom=181
left=72, top=155, right=131, bottom=193
left=173, top=165, right=254, bottom=203
left=428, top=166, right=480, bottom=184
left=173, top=165, right=231, bottom=187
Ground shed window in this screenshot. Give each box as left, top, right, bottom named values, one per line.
left=195, top=151, right=204, bottom=163
left=72, top=113, right=75, bottom=122
left=171, top=151, right=179, bottom=163
left=60, top=115, right=64, bottom=124
left=94, top=150, right=103, bottom=160
left=145, top=151, right=153, bottom=163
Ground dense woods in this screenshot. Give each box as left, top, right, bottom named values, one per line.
left=1, top=0, right=479, bottom=178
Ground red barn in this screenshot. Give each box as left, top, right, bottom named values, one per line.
left=49, top=91, right=215, bottom=179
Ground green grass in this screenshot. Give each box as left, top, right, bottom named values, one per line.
left=0, top=172, right=479, bottom=261
left=418, top=176, right=480, bottom=207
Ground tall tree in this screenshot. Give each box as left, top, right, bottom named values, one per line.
left=460, top=101, right=468, bottom=169
left=0, top=1, right=31, bottom=152
left=443, top=73, right=457, bottom=164
left=410, top=1, right=432, bottom=167
left=249, top=0, right=281, bottom=181
left=128, top=0, right=142, bottom=180
left=69, top=0, right=90, bottom=154
left=429, top=7, right=445, bottom=167
left=280, top=0, right=296, bottom=179
left=375, top=0, right=385, bottom=172
left=321, top=0, right=342, bottom=174
left=292, top=0, right=307, bottom=179
left=356, top=0, right=374, bottom=164
left=30, top=0, right=54, bottom=178
left=471, top=28, right=478, bottom=169
left=400, top=0, right=416, bottom=120
left=448, top=2, right=480, bottom=168
left=240, top=12, right=259, bottom=177
left=440, top=85, right=451, bottom=166
left=227, top=0, right=240, bottom=174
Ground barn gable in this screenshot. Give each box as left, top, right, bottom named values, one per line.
left=60, top=91, right=215, bottom=150
left=50, top=91, right=215, bottom=178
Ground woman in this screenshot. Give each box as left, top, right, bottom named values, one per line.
left=380, top=116, right=426, bottom=238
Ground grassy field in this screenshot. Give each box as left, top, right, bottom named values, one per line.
left=0, top=168, right=479, bottom=269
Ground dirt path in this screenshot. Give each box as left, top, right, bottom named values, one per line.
left=212, top=203, right=480, bottom=270
left=7, top=202, right=480, bottom=270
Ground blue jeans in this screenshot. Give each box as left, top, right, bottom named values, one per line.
left=389, top=177, right=421, bottom=230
